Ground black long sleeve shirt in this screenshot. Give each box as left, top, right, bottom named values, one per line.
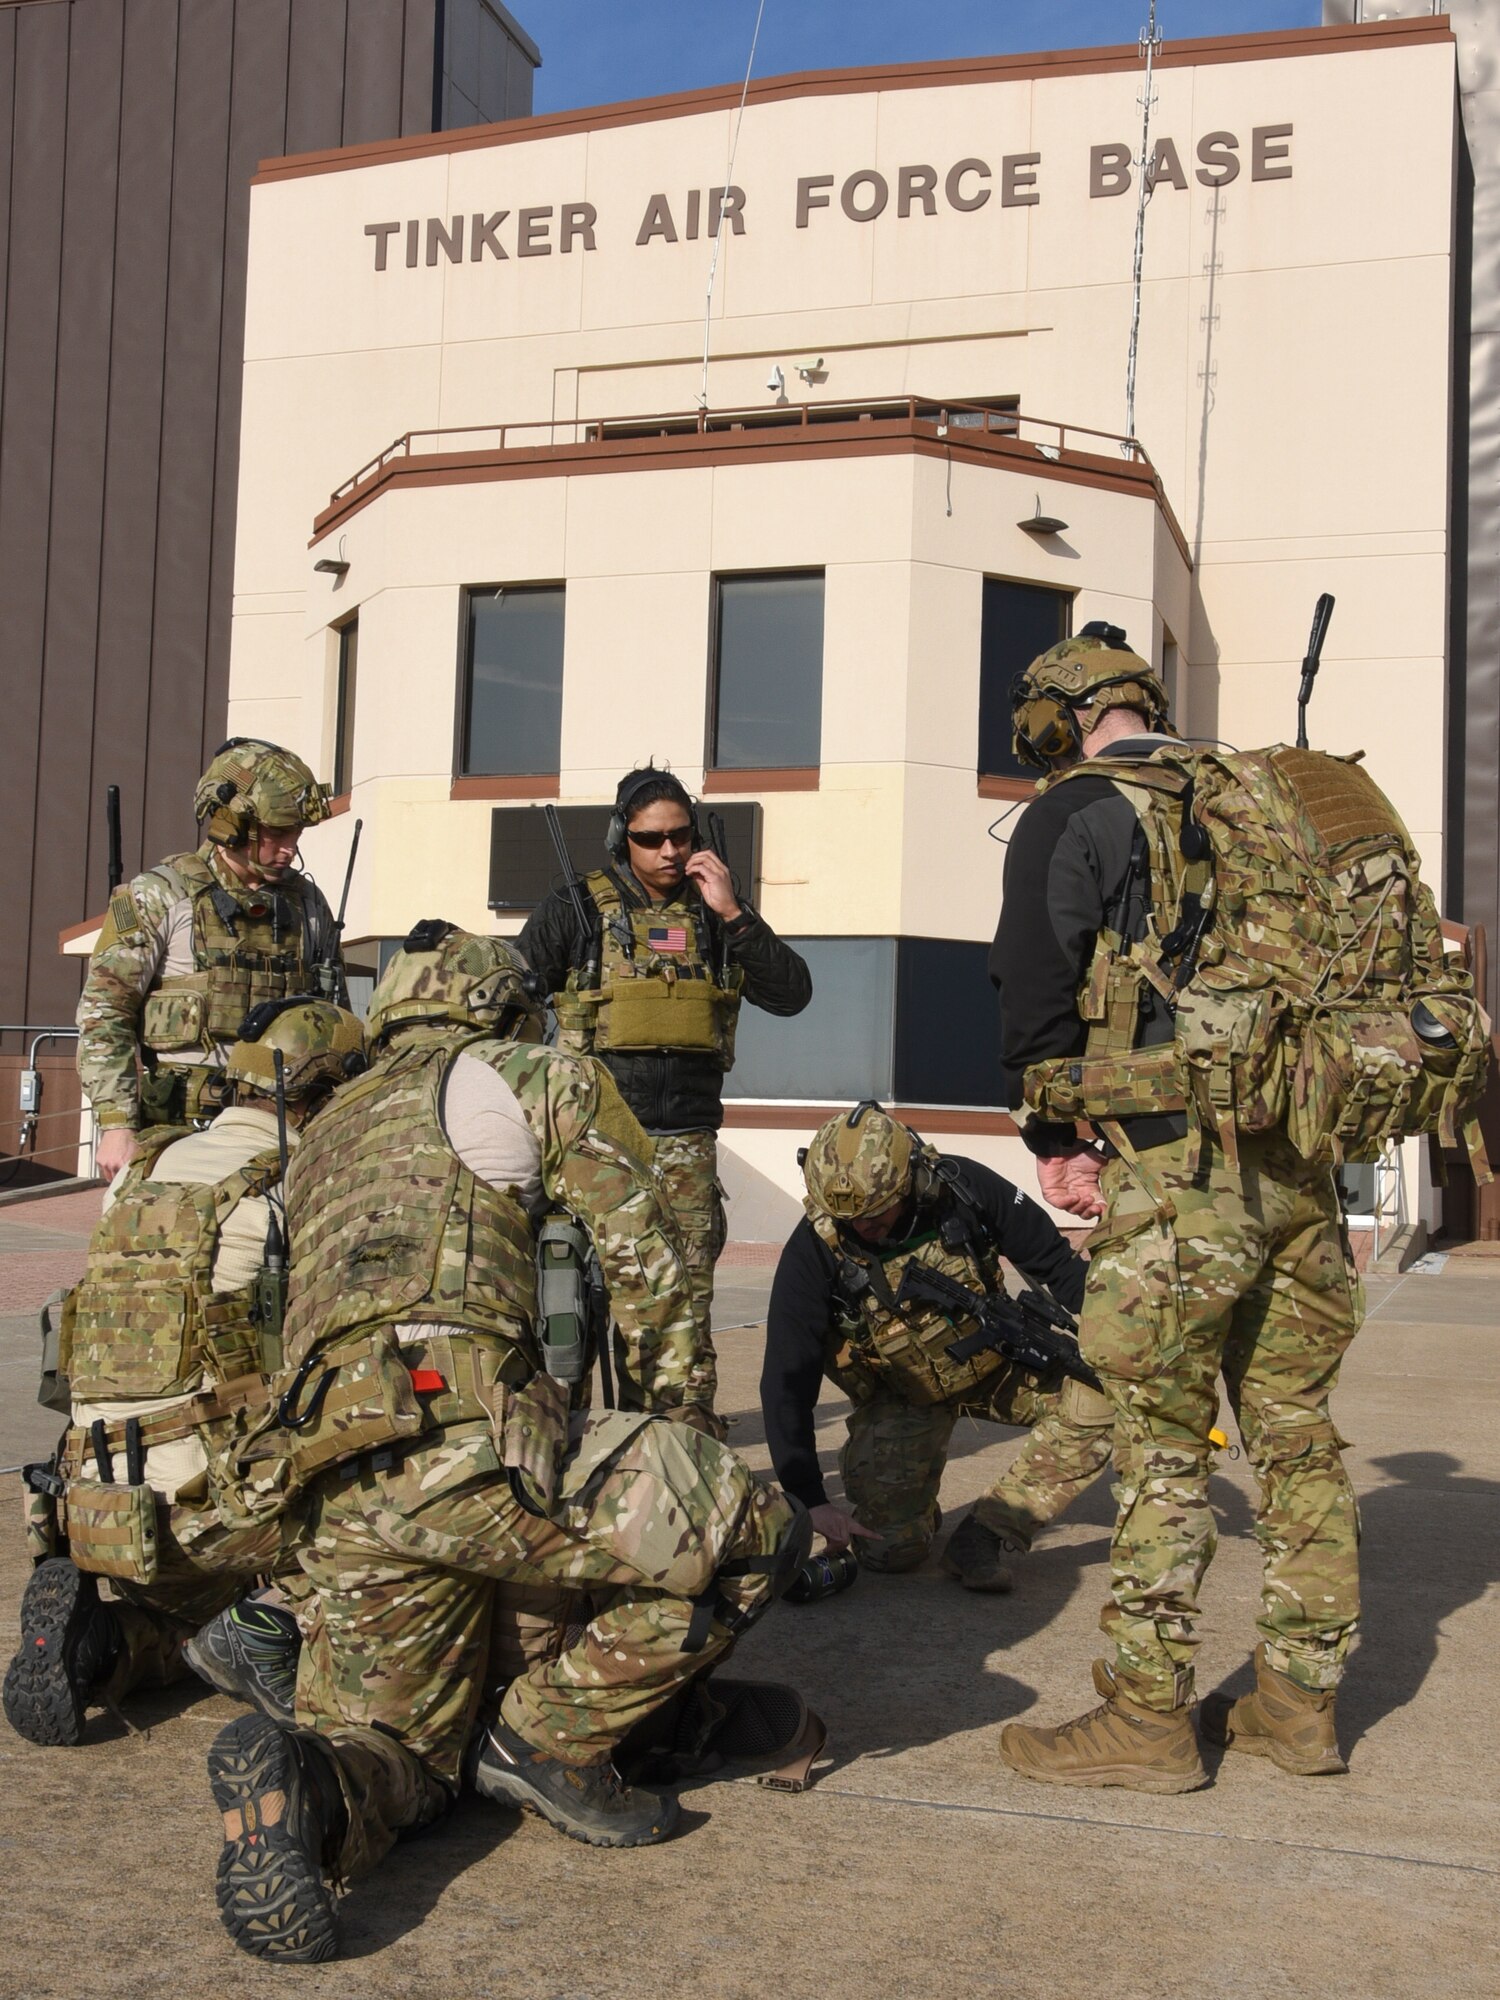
left=988, top=736, right=1185, bottom=1156
left=517, top=869, right=811, bottom=1135
left=760, top=1156, right=1087, bottom=1509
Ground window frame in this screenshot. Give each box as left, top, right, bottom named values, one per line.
left=706, top=566, right=826, bottom=780
left=332, top=615, right=359, bottom=799
left=976, top=573, right=1074, bottom=798
left=456, top=580, right=568, bottom=783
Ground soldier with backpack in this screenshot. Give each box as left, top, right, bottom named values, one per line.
left=988, top=621, right=1488, bottom=1794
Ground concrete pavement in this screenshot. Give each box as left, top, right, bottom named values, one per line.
left=0, top=1193, right=1494, bottom=1999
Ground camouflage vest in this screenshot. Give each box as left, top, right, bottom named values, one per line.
left=65, top=1125, right=283, bottom=1399
left=552, top=869, right=743, bottom=1068
left=809, top=1176, right=1010, bottom=1408
left=1024, top=745, right=1493, bottom=1176
left=281, top=1027, right=538, bottom=1372
left=131, top=849, right=321, bottom=1072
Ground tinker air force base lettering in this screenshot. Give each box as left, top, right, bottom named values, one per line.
left=362, top=122, right=1294, bottom=269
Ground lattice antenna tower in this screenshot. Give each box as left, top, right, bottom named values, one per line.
left=1123, top=0, right=1163, bottom=452
left=699, top=0, right=769, bottom=411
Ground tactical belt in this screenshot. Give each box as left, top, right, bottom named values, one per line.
left=62, top=1374, right=270, bottom=1472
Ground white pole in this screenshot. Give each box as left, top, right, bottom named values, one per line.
left=1124, top=1, right=1163, bottom=451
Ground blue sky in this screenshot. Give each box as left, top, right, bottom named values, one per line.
left=529, top=2, right=1321, bottom=115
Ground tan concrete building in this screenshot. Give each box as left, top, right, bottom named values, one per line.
left=207, top=11, right=1474, bottom=1236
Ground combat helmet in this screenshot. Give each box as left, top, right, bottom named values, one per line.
left=194, top=738, right=330, bottom=844
left=365, top=920, right=545, bottom=1045
left=1010, top=621, right=1172, bottom=769
left=222, top=996, right=367, bottom=1100
left=801, top=1101, right=918, bottom=1222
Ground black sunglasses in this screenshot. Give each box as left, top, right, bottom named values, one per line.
left=628, top=823, right=695, bottom=851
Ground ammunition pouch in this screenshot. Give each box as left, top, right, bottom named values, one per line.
left=593, top=971, right=740, bottom=1059
left=142, top=983, right=209, bottom=1054
left=1024, top=1045, right=1189, bottom=1125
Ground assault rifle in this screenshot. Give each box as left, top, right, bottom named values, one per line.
left=1294, top=593, right=1336, bottom=751
left=542, top=804, right=601, bottom=989
left=893, top=1261, right=1102, bottom=1392
left=314, top=818, right=362, bottom=1005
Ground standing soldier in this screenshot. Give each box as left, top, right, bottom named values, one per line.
left=519, top=767, right=812, bottom=1429
left=78, top=739, right=341, bottom=1182
left=988, top=622, right=1428, bottom=1793
left=762, top=1102, right=1116, bottom=1589
left=4, top=999, right=366, bottom=1747
left=206, top=925, right=808, bottom=1964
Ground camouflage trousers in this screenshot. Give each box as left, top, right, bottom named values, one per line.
left=1082, top=1130, right=1363, bottom=1711
left=648, top=1129, right=726, bottom=1409
left=294, top=1409, right=796, bottom=1880
left=840, top=1370, right=1117, bottom=1573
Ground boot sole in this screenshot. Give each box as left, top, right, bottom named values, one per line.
left=209, top=1714, right=339, bottom=1962
left=1199, top=1696, right=1346, bottom=1776
left=473, top=1761, right=681, bottom=1848
left=3, top=1560, right=97, bottom=1747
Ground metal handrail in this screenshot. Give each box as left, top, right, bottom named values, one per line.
left=327, top=398, right=1152, bottom=508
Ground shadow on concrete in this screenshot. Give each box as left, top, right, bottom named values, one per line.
left=338, top=1794, right=521, bottom=1957
left=1338, top=1451, right=1500, bottom=1750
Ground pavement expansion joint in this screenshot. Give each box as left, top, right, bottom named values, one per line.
left=811, top=1784, right=1499, bottom=1878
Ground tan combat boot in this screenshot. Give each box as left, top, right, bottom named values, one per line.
left=940, top=1511, right=1020, bottom=1593
left=1200, top=1644, right=1347, bottom=1776
left=999, top=1659, right=1208, bottom=1794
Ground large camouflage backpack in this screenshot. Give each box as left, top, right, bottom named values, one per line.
left=1024, top=743, right=1493, bottom=1177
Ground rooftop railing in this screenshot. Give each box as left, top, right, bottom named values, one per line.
left=326, top=398, right=1152, bottom=512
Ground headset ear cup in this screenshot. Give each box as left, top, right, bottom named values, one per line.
left=605, top=812, right=625, bottom=860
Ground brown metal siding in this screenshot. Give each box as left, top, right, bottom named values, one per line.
left=0, top=0, right=493, bottom=1079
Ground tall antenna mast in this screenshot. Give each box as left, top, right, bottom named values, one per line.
left=698, top=0, right=768, bottom=411
left=1123, top=0, right=1163, bottom=451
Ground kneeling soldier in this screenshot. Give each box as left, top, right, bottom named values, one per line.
left=761, top=1102, right=1116, bottom=1587
left=4, top=999, right=366, bottom=1747
left=207, top=924, right=807, bottom=1965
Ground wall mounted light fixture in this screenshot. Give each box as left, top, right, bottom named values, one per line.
left=1019, top=494, right=1069, bottom=536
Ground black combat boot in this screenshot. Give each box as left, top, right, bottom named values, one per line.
left=467, top=1716, right=679, bottom=1847
left=185, top=1601, right=301, bottom=1725
left=3, top=1558, right=122, bottom=1746
left=209, top=1712, right=346, bottom=1963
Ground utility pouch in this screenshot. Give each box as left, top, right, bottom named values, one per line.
left=1176, top=984, right=1289, bottom=1139
left=64, top=1477, right=159, bottom=1586
left=601, top=975, right=725, bottom=1054
left=1024, top=1045, right=1188, bottom=1123
left=501, top=1369, right=570, bottom=1510
left=21, top=1461, right=65, bottom=1562
left=200, top=1293, right=264, bottom=1384
left=1287, top=1006, right=1424, bottom=1165
left=141, top=984, right=208, bottom=1053
left=536, top=1215, right=590, bottom=1383
left=280, top=1328, right=424, bottom=1485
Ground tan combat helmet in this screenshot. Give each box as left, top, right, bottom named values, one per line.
left=222, top=997, right=367, bottom=1100
left=1010, top=621, right=1173, bottom=770
left=365, top=920, right=546, bottom=1045
left=801, top=1101, right=918, bottom=1221
left=194, top=738, right=331, bottom=845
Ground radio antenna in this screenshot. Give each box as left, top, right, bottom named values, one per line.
left=698, top=0, right=768, bottom=412
left=1123, top=0, right=1163, bottom=452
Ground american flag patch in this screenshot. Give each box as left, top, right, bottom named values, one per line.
left=648, top=926, right=688, bottom=953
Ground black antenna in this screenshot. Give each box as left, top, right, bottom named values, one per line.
left=1295, top=593, right=1335, bottom=750
left=706, top=810, right=738, bottom=983
left=317, top=817, right=361, bottom=1004
left=106, top=785, right=123, bottom=894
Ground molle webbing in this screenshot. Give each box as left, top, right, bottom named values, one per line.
left=281, top=1031, right=537, bottom=1370
left=553, top=869, right=742, bottom=1063
left=66, top=1141, right=283, bottom=1399
left=142, top=850, right=320, bottom=1050
left=59, top=1373, right=271, bottom=1474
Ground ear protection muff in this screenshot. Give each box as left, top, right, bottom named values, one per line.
left=1010, top=681, right=1085, bottom=770
left=605, top=770, right=702, bottom=862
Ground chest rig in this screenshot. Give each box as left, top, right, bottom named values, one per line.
left=64, top=1126, right=284, bottom=1399
left=551, top=869, right=743, bottom=1068
left=810, top=1162, right=1011, bottom=1407
left=136, top=849, right=320, bottom=1101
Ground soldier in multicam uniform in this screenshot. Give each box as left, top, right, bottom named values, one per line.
left=4, top=998, right=367, bottom=1748
left=761, top=1102, right=1116, bottom=1590
left=77, top=739, right=341, bottom=1184
left=989, top=624, right=1364, bottom=1793
left=519, top=767, right=812, bottom=1431
left=206, top=923, right=809, bottom=1965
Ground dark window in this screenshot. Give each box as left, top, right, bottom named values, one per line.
left=333, top=619, right=358, bottom=797
left=711, top=571, right=824, bottom=770
left=487, top=802, right=762, bottom=913
left=461, top=586, right=566, bottom=776
left=725, top=938, right=895, bottom=1102
left=978, top=578, right=1071, bottom=780
left=894, top=938, right=1006, bottom=1107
